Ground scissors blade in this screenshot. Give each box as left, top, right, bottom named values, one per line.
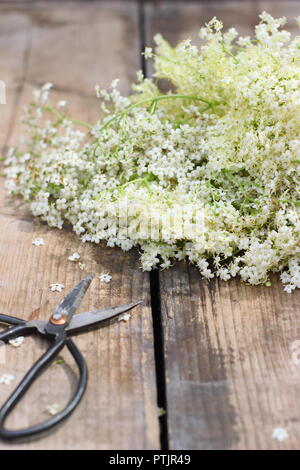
left=65, top=301, right=142, bottom=332
left=53, top=274, right=94, bottom=322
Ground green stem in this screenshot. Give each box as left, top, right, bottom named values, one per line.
left=150, top=100, right=158, bottom=115
left=44, top=105, right=93, bottom=130
left=279, top=199, right=300, bottom=206
left=71, top=119, right=93, bottom=129
left=119, top=176, right=151, bottom=190
left=98, top=94, right=217, bottom=133
left=220, top=41, right=239, bottom=64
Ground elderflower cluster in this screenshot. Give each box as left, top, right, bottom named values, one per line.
left=4, top=13, right=300, bottom=290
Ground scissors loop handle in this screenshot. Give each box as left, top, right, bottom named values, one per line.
left=0, top=323, right=35, bottom=343
left=0, top=314, right=25, bottom=327
left=0, top=323, right=88, bottom=440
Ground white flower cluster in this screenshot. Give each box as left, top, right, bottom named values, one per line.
left=4, top=13, right=300, bottom=290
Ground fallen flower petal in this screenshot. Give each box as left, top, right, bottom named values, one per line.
left=0, top=374, right=15, bottom=385
left=9, top=336, right=25, bottom=348
left=68, top=252, right=81, bottom=262
left=118, top=313, right=131, bottom=322
left=50, top=283, right=65, bottom=292
left=32, top=238, right=44, bottom=246
left=272, top=428, right=289, bottom=442
left=45, top=403, right=61, bottom=416
left=98, top=273, right=112, bottom=283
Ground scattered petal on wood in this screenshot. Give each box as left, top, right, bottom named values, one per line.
left=272, top=428, right=289, bottom=442
left=50, top=283, right=65, bottom=292
left=98, top=273, right=112, bottom=283
left=32, top=238, right=44, bottom=246
left=9, top=336, right=25, bottom=348
left=45, top=403, right=61, bottom=416
left=118, top=313, right=131, bottom=322
left=57, top=100, right=66, bottom=108
left=68, top=252, right=80, bottom=262
left=0, top=374, right=15, bottom=385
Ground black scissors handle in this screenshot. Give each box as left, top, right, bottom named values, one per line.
left=0, top=321, right=88, bottom=440
left=0, top=314, right=25, bottom=327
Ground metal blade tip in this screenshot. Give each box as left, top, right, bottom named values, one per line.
left=120, top=300, right=143, bottom=312
left=66, top=300, right=144, bottom=332
left=130, top=300, right=143, bottom=308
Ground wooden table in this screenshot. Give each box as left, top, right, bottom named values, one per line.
left=0, top=0, right=300, bottom=450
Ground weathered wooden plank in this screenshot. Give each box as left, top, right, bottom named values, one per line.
left=0, top=3, right=32, bottom=155
left=159, top=266, right=300, bottom=450
left=0, top=1, right=159, bottom=450
left=145, top=0, right=300, bottom=450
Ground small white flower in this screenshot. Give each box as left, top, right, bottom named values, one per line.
left=78, top=262, right=86, bottom=270
left=98, top=273, right=112, bottom=283
left=0, top=374, right=15, bottom=385
left=68, top=252, right=81, bottom=262
left=45, top=403, right=61, bottom=416
left=33, top=89, right=41, bottom=101
left=118, top=313, right=131, bottom=322
left=42, top=82, right=53, bottom=91
left=157, top=407, right=166, bottom=417
left=50, top=283, right=65, bottom=292
left=144, top=47, right=153, bottom=59
left=32, top=238, right=44, bottom=246
left=136, top=70, right=144, bottom=82
left=57, top=100, right=66, bottom=108
left=9, top=336, right=25, bottom=348
left=272, top=428, right=289, bottom=442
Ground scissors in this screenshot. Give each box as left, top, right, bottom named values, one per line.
left=0, top=274, right=141, bottom=441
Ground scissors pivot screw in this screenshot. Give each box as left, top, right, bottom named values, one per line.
left=50, top=313, right=67, bottom=325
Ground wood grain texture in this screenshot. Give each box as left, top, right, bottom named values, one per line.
left=145, top=0, right=300, bottom=450
left=160, top=266, right=300, bottom=450
left=0, top=1, right=159, bottom=450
